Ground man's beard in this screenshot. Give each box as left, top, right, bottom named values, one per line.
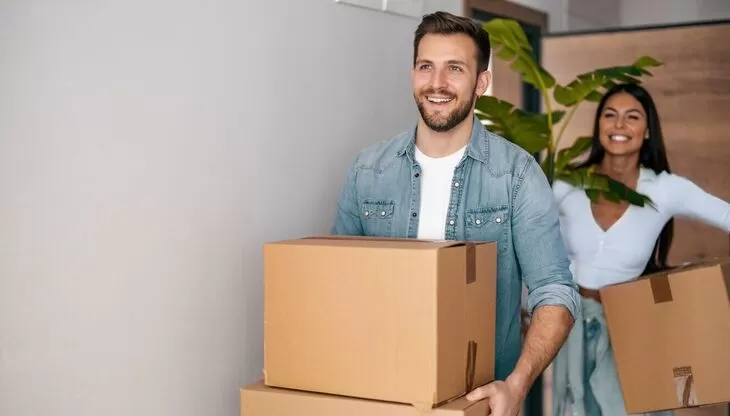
left=415, top=89, right=476, bottom=133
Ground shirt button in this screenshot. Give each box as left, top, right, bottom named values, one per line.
left=414, top=172, right=420, bottom=178
left=495, top=217, right=502, bottom=223
left=364, top=211, right=370, bottom=217
left=475, top=219, right=481, bottom=225
left=449, top=220, right=455, bottom=225
left=411, top=212, right=417, bottom=217
left=454, top=182, right=460, bottom=187
left=380, top=211, right=386, bottom=217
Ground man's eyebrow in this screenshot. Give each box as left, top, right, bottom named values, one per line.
left=414, top=59, right=469, bottom=66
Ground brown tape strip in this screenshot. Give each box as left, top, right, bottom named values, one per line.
left=650, top=274, right=673, bottom=303
left=465, top=341, right=477, bottom=392
left=673, top=366, right=698, bottom=407
left=466, top=242, right=476, bottom=284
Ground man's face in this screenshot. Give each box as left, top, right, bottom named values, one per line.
left=412, top=33, right=490, bottom=133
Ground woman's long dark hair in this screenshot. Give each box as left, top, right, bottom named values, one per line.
left=577, top=83, right=673, bottom=274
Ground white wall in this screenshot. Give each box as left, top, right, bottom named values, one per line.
left=0, top=1, right=418, bottom=415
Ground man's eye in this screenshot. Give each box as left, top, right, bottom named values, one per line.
left=418, top=64, right=431, bottom=70
left=450, top=66, right=463, bottom=72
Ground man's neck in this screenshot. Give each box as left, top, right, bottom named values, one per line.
left=415, top=117, right=473, bottom=158
left=596, top=154, right=641, bottom=185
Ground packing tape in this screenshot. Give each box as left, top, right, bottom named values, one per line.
left=466, top=242, right=476, bottom=284
left=465, top=341, right=477, bottom=392
left=673, top=366, right=698, bottom=407
left=650, top=274, right=673, bottom=303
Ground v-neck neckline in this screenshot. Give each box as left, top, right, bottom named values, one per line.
left=589, top=201, right=631, bottom=234
left=587, top=169, right=644, bottom=234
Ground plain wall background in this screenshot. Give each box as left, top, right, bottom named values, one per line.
left=0, top=1, right=419, bottom=415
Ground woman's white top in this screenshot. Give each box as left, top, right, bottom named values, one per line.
left=553, top=168, right=730, bottom=289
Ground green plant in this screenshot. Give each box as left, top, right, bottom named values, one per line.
left=476, top=18, right=663, bottom=207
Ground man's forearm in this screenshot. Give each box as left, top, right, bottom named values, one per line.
left=505, top=305, right=574, bottom=400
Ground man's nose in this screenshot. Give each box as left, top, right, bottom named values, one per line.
left=430, top=69, right=447, bottom=89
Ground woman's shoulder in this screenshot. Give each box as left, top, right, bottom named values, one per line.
left=640, top=168, right=693, bottom=189
left=551, top=178, right=580, bottom=204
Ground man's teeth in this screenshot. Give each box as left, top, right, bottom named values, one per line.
left=427, top=96, right=454, bottom=103
left=610, top=135, right=630, bottom=142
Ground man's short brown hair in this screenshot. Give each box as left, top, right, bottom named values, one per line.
left=413, top=11, right=492, bottom=73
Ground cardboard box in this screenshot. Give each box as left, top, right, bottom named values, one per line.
left=241, top=381, right=490, bottom=415
left=263, top=236, right=497, bottom=408
left=600, top=258, right=730, bottom=414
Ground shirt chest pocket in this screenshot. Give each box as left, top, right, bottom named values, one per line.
left=360, top=200, right=395, bottom=237
left=465, top=206, right=509, bottom=251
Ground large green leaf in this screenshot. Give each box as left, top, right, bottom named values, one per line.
left=555, top=136, right=592, bottom=172
left=557, top=168, right=654, bottom=208
left=474, top=96, right=563, bottom=154
left=553, top=56, right=663, bottom=106
left=482, top=19, right=555, bottom=92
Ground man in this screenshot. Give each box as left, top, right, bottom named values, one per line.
left=331, top=11, right=579, bottom=416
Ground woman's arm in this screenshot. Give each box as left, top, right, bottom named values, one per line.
left=664, top=173, right=730, bottom=232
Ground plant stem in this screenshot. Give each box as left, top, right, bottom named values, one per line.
left=539, top=81, right=555, bottom=183
left=554, top=105, right=579, bottom=149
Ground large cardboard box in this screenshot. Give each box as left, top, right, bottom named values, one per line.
left=600, top=258, right=730, bottom=414
left=263, top=236, right=497, bottom=409
left=241, top=381, right=490, bottom=415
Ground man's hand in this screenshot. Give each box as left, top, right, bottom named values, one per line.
left=467, top=306, right=573, bottom=415
left=466, top=380, right=523, bottom=416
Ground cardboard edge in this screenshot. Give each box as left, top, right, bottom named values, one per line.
left=269, top=235, right=499, bottom=250
left=722, top=262, right=730, bottom=301
left=599, top=258, right=730, bottom=300
left=241, top=382, right=491, bottom=414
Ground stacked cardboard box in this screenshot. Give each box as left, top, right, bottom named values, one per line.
left=240, top=236, right=498, bottom=415
left=600, top=257, right=730, bottom=414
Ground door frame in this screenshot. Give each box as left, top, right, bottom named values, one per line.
left=464, top=0, right=548, bottom=116
left=463, top=0, right=548, bottom=30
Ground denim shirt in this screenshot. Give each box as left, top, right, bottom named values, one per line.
left=331, top=116, right=580, bottom=381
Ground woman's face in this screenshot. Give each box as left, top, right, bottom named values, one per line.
left=598, top=92, right=648, bottom=157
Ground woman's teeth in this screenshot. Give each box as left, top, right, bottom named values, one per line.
left=427, top=96, right=454, bottom=103
left=609, top=135, right=630, bottom=142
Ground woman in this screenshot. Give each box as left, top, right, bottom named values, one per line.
left=550, top=83, right=730, bottom=416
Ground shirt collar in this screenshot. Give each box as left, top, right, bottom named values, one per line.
left=396, top=115, right=489, bottom=164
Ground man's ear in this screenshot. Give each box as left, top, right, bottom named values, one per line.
left=475, top=70, right=491, bottom=97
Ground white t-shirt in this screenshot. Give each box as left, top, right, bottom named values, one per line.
left=553, top=168, right=730, bottom=289
left=414, top=145, right=466, bottom=240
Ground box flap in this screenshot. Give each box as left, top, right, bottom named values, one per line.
left=601, top=256, right=730, bottom=304
left=269, top=235, right=488, bottom=250
left=241, top=382, right=491, bottom=415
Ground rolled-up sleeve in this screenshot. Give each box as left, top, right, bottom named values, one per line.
left=512, top=157, right=580, bottom=319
